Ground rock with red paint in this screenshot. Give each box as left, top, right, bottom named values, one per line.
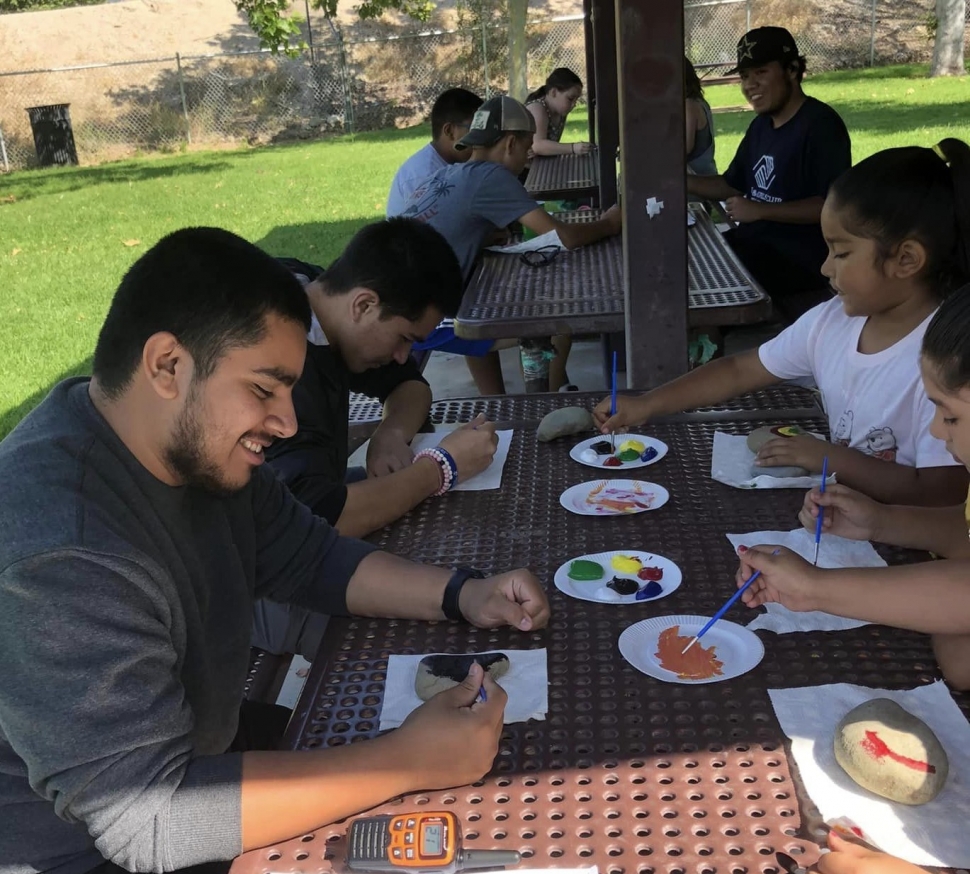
left=834, top=698, right=949, bottom=805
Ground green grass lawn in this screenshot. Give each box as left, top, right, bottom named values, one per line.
left=2, top=63, right=970, bottom=438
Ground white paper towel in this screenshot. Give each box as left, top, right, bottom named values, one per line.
left=379, top=649, right=548, bottom=730
left=349, top=429, right=513, bottom=492
left=712, top=431, right=835, bottom=490
left=487, top=230, right=565, bottom=253
left=726, top=528, right=886, bottom=633
left=768, top=681, right=970, bottom=867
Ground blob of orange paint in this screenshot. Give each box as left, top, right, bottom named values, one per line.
left=655, top=625, right=724, bottom=680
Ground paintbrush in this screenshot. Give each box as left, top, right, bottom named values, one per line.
left=813, top=455, right=829, bottom=566
left=681, top=549, right=782, bottom=655
left=609, top=351, right=618, bottom=452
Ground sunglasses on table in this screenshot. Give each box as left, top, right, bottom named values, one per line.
left=519, top=245, right=562, bottom=267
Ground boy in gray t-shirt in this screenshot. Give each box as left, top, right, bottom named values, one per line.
left=399, top=95, right=623, bottom=395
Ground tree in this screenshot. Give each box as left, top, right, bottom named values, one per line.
left=0, top=0, right=102, bottom=11
left=237, top=0, right=532, bottom=101
left=931, top=0, right=966, bottom=76
left=235, top=0, right=434, bottom=54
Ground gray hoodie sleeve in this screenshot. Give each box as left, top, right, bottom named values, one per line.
left=249, top=466, right=378, bottom=613
left=0, top=551, right=242, bottom=872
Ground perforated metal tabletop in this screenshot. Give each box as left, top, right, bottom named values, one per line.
left=525, top=148, right=600, bottom=200
left=455, top=207, right=771, bottom=339
left=231, top=394, right=964, bottom=874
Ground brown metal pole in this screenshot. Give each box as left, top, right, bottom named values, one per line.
left=616, top=0, right=688, bottom=389
left=591, top=0, right=618, bottom=207
left=582, top=0, right=596, bottom=144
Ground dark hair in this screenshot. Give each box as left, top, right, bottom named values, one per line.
left=526, top=67, right=583, bottom=103
left=430, top=88, right=484, bottom=140
left=93, top=227, right=311, bottom=400
left=321, top=218, right=464, bottom=320
left=921, top=284, right=970, bottom=390
left=828, top=139, right=970, bottom=298
left=685, top=57, right=703, bottom=100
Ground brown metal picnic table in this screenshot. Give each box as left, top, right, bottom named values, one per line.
left=524, top=148, right=601, bottom=201
left=230, top=390, right=967, bottom=874
left=454, top=206, right=772, bottom=341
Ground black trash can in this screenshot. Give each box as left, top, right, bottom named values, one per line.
left=25, top=103, right=78, bottom=167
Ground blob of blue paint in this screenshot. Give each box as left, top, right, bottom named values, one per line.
left=635, top=580, right=663, bottom=600
left=640, top=446, right=658, bottom=462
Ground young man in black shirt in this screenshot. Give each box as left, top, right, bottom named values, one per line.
left=687, top=26, right=852, bottom=321
left=255, top=219, right=500, bottom=658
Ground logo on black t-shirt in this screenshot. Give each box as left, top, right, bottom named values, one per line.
left=754, top=154, right=775, bottom=191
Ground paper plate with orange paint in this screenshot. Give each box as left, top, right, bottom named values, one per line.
left=618, top=614, right=764, bottom=684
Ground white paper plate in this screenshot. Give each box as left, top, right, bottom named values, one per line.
left=554, top=550, right=682, bottom=605
left=569, top=434, right=669, bottom=471
left=618, top=614, right=764, bottom=685
left=559, top=480, right=670, bottom=516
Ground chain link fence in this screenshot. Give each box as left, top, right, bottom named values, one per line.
left=0, top=0, right=966, bottom=172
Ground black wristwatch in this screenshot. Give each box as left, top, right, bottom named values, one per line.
left=441, top=566, right=486, bottom=621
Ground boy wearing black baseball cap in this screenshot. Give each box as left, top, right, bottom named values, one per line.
left=394, top=94, right=622, bottom=395
left=688, top=26, right=851, bottom=321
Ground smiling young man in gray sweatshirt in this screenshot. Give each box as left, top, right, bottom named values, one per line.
left=0, top=227, right=550, bottom=874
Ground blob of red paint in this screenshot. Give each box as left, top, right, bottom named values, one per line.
left=637, top=566, right=663, bottom=581
left=859, top=730, right=936, bottom=773
left=602, top=456, right=623, bottom=467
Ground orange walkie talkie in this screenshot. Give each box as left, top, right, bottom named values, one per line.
left=347, top=812, right=520, bottom=874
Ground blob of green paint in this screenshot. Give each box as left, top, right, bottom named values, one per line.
left=618, top=449, right=641, bottom=462
left=568, top=559, right=605, bottom=581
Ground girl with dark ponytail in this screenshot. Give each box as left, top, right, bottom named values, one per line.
left=525, top=67, right=590, bottom=157
left=596, top=139, right=970, bottom=508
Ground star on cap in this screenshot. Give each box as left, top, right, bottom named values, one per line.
left=737, top=34, right=757, bottom=61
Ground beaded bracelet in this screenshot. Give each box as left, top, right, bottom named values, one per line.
left=414, top=446, right=459, bottom=496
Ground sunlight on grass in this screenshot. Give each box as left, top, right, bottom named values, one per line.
left=2, top=63, right=970, bottom=437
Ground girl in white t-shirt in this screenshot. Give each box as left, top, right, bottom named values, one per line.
left=737, top=285, right=970, bottom=695
left=594, top=139, right=970, bottom=506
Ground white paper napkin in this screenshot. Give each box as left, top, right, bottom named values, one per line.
left=486, top=230, right=565, bottom=253
left=348, top=429, right=513, bottom=491
left=725, top=529, right=886, bottom=634
left=379, top=649, right=548, bottom=730
left=768, top=681, right=970, bottom=867
left=711, top=431, right=835, bottom=490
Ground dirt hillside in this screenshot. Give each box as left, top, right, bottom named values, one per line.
left=0, top=0, right=582, bottom=71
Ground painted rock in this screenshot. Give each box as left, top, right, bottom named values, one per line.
left=415, top=652, right=509, bottom=701
left=834, top=699, right=948, bottom=805
left=746, top=425, right=810, bottom=477
left=750, top=462, right=810, bottom=479
left=568, top=559, right=605, bottom=581
left=537, top=407, right=593, bottom=442
left=745, top=424, right=810, bottom=453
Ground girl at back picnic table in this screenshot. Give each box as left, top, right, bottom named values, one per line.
left=738, top=285, right=970, bottom=692
left=594, top=139, right=970, bottom=507
left=685, top=56, right=717, bottom=176
left=525, top=67, right=591, bottom=157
